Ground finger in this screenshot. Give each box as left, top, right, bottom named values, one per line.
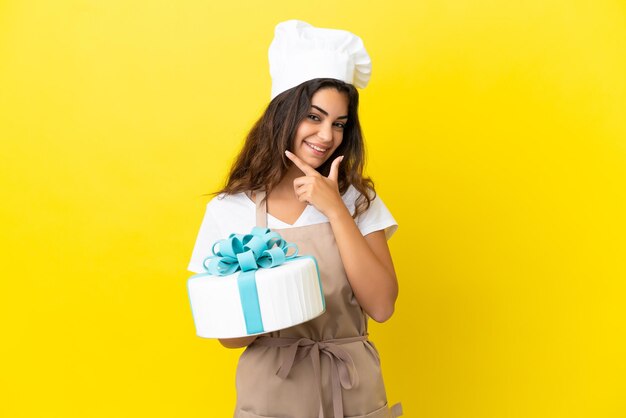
left=293, top=179, right=312, bottom=199
left=294, top=182, right=316, bottom=206
left=285, top=150, right=319, bottom=177
left=294, top=185, right=311, bottom=201
left=327, top=155, right=344, bottom=182
left=294, top=183, right=310, bottom=197
left=293, top=176, right=314, bottom=188
left=297, top=192, right=311, bottom=205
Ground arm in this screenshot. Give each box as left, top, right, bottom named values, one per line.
left=327, top=206, right=398, bottom=322
left=285, top=150, right=399, bottom=322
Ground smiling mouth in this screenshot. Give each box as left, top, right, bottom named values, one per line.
left=304, top=141, right=328, bottom=154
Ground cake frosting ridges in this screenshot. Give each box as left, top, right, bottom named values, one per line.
left=188, top=256, right=325, bottom=338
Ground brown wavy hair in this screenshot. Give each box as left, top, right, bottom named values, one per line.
left=211, top=78, right=376, bottom=219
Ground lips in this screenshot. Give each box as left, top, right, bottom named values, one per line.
left=304, top=141, right=328, bottom=155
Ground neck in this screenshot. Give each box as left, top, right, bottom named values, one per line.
left=272, top=164, right=306, bottom=197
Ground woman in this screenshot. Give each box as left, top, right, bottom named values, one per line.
left=188, top=20, right=402, bottom=418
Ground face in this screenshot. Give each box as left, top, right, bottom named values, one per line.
left=291, top=88, right=349, bottom=169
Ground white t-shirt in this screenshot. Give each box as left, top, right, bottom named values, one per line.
left=187, top=185, right=398, bottom=274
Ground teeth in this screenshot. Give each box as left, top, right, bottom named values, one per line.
left=306, top=142, right=326, bottom=152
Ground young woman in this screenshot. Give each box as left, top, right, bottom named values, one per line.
left=188, top=20, right=402, bottom=418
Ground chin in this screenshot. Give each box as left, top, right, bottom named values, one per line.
left=310, top=158, right=328, bottom=169
left=296, top=154, right=324, bottom=169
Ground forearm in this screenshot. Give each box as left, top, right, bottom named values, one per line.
left=327, top=205, right=398, bottom=322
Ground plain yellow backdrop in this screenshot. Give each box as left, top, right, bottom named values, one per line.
left=1, top=0, right=625, bottom=417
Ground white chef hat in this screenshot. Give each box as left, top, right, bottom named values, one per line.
left=268, top=20, right=372, bottom=100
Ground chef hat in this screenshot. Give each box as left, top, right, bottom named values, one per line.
left=268, top=20, right=372, bottom=100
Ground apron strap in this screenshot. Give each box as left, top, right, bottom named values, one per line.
left=254, top=190, right=267, bottom=228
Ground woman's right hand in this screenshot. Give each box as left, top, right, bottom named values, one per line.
left=218, top=335, right=259, bottom=349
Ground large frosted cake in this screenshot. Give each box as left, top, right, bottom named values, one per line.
left=187, top=228, right=325, bottom=339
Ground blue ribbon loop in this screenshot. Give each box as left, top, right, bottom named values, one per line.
left=200, top=227, right=301, bottom=334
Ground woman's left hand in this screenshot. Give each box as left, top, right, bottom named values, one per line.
left=286, top=150, right=398, bottom=322
left=285, top=150, right=346, bottom=219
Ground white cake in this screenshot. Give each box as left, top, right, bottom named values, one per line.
left=188, top=257, right=325, bottom=338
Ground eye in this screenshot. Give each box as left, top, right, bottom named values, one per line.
left=307, top=114, right=321, bottom=121
left=333, top=122, right=346, bottom=129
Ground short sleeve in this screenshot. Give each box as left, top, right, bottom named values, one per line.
left=187, top=203, right=223, bottom=274
left=355, top=193, right=398, bottom=240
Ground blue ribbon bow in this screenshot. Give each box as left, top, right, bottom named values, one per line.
left=201, top=226, right=300, bottom=334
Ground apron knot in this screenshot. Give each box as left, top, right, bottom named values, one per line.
left=254, top=335, right=372, bottom=418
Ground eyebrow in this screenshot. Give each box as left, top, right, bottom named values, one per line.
left=311, top=105, right=348, bottom=120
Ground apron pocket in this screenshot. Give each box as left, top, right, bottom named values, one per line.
left=236, top=403, right=402, bottom=418
left=346, top=401, right=403, bottom=418
left=235, top=409, right=274, bottom=418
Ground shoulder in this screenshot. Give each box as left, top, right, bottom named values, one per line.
left=341, top=184, right=379, bottom=213
left=341, top=184, right=372, bottom=207
left=206, top=191, right=252, bottom=215
left=342, top=184, right=360, bottom=202
left=345, top=184, right=398, bottom=240
left=203, top=191, right=257, bottom=234
left=187, top=192, right=256, bottom=273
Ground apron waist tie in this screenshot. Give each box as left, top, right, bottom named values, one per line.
left=253, top=334, right=379, bottom=418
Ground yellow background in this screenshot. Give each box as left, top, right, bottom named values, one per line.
left=1, top=0, right=625, bottom=417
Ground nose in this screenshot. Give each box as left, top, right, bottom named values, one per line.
left=317, top=122, right=333, bottom=142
